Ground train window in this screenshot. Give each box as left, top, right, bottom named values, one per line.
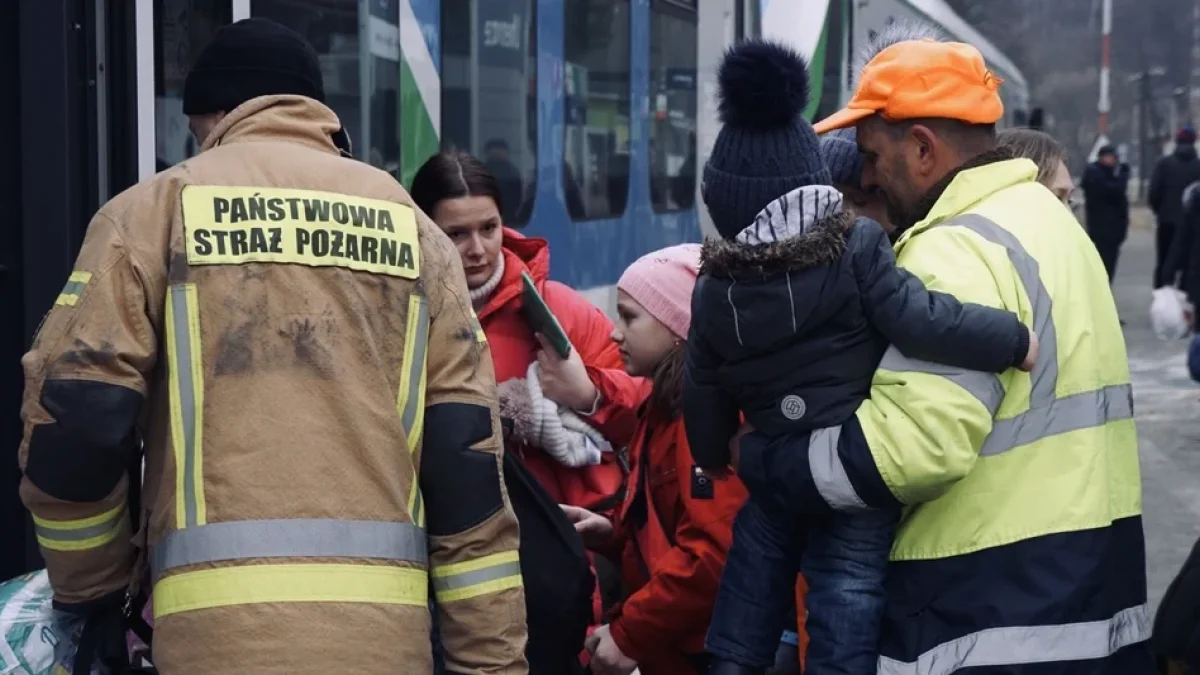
left=564, top=0, right=632, bottom=221
left=441, top=0, right=538, bottom=227
left=153, top=0, right=230, bottom=170
left=649, top=0, right=697, bottom=212
left=253, top=0, right=401, bottom=175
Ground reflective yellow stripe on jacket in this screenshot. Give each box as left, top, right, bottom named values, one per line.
left=33, top=504, right=126, bottom=552
left=399, top=294, right=429, bottom=528
left=431, top=551, right=523, bottom=604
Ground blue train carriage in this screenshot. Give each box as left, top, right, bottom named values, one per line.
left=434, top=0, right=753, bottom=313
left=244, top=0, right=1025, bottom=313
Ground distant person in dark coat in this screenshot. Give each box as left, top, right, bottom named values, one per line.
left=1082, top=145, right=1131, bottom=282
left=684, top=40, right=1037, bottom=675
left=1164, top=181, right=1200, bottom=327
left=483, top=138, right=525, bottom=226
left=1150, top=127, right=1200, bottom=288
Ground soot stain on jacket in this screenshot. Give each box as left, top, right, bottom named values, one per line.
left=279, top=316, right=336, bottom=377
left=167, top=252, right=190, bottom=285
left=213, top=320, right=255, bottom=376
left=700, top=210, right=853, bottom=278
left=55, top=339, right=120, bottom=371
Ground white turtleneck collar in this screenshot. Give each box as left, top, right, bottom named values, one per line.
left=469, top=253, right=506, bottom=310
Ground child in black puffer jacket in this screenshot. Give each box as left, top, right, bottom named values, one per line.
left=688, top=41, right=1037, bottom=675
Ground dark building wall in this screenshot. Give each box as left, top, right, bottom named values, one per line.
left=2, top=0, right=99, bottom=577
left=0, top=0, right=27, bottom=581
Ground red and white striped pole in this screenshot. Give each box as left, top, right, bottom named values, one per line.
left=1099, top=0, right=1112, bottom=135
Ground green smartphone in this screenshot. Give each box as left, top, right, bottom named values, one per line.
left=520, top=271, right=572, bottom=359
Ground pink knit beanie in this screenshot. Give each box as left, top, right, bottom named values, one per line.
left=617, top=243, right=702, bottom=339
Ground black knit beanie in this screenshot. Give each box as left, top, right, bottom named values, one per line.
left=703, top=39, right=831, bottom=241
left=183, top=18, right=325, bottom=115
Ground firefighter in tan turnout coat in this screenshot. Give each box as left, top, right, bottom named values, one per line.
left=17, top=18, right=528, bottom=675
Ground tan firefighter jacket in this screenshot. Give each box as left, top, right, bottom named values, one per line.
left=18, top=95, right=528, bottom=675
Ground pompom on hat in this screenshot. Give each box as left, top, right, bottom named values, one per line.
left=702, top=40, right=831, bottom=241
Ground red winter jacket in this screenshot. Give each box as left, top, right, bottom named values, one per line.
left=477, top=229, right=644, bottom=512
left=603, top=406, right=748, bottom=675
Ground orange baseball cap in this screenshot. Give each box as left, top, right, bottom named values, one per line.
left=813, top=39, right=1004, bottom=134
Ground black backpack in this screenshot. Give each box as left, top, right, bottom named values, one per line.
left=432, top=449, right=594, bottom=675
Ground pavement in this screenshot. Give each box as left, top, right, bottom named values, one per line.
left=1112, top=209, right=1200, bottom=613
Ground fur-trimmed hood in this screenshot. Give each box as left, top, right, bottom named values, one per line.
left=700, top=209, right=853, bottom=278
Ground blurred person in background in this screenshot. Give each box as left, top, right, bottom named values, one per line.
left=997, top=128, right=1075, bottom=206
left=1150, top=127, right=1200, bottom=289
left=483, top=139, right=525, bottom=226
left=1163, top=180, right=1200, bottom=340
left=1082, top=145, right=1131, bottom=282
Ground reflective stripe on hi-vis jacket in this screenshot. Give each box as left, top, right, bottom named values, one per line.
left=399, top=295, right=430, bottom=528
left=805, top=213, right=1135, bottom=511
left=431, top=551, right=523, bottom=604
left=877, top=604, right=1150, bottom=675
left=33, top=504, right=126, bottom=552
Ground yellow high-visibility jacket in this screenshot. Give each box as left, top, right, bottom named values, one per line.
left=791, top=157, right=1151, bottom=674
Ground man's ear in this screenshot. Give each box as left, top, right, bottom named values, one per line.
left=908, top=124, right=938, bottom=175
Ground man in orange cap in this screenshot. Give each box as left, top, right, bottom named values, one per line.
left=751, top=38, right=1151, bottom=674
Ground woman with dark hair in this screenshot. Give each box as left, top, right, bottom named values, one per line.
left=410, top=150, right=644, bottom=672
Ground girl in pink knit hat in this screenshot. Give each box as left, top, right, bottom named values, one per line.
left=562, top=244, right=748, bottom=675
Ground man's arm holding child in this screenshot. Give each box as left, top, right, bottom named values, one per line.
left=852, top=219, right=1035, bottom=374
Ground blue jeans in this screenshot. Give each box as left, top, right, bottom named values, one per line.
left=706, top=431, right=898, bottom=675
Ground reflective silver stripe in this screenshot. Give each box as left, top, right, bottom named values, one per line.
left=878, top=349, right=1005, bottom=415
left=169, top=284, right=202, bottom=528
left=882, top=215, right=1129, bottom=457
left=152, top=519, right=428, bottom=580
left=876, top=603, right=1150, bottom=675
left=981, top=383, right=1133, bottom=457
left=431, top=560, right=523, bottom=594
left=941, top=214, right=1058, bottom=407
left=61, top=279, right=88, bottom=296
left=401, top=296, right=429, bottom=440
left=808, top=426, right=869, bottom=511
left=34, top=508, right=125, bottom=544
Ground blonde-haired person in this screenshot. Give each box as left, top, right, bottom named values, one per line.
left=997, top=128, right=1075, bottom=206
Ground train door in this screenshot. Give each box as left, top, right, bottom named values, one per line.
left=0, top=0, right=247, bottom=579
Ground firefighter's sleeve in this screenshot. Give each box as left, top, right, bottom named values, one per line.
left=19, top=210, right=158, bottom=610
left=418, top=227, right=528, bottom=675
